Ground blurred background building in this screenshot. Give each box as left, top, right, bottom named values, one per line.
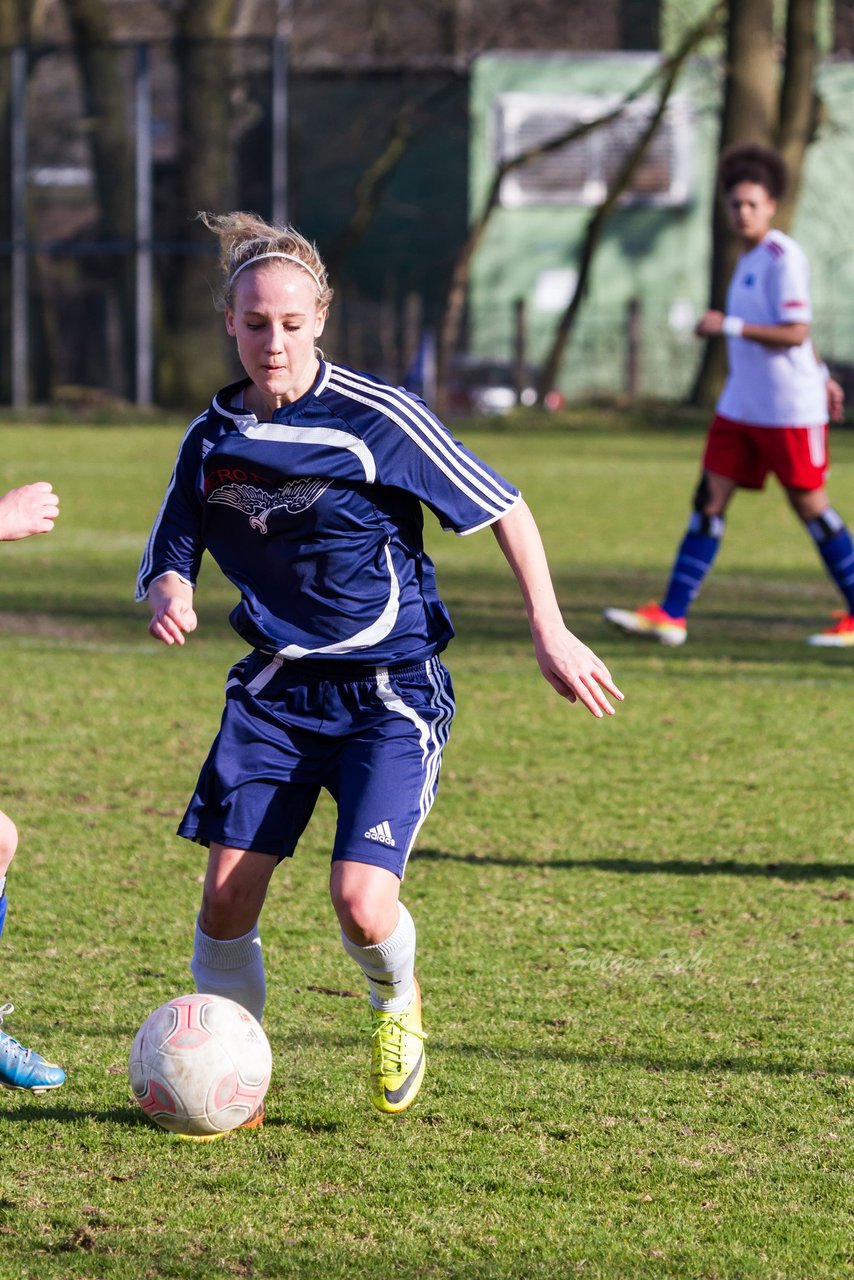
left=2, top=0, right=854, bottom=409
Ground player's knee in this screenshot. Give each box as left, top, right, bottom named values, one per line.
left=799, top=502, right=845, bottom=540
left=0, top=811, right=18, bottom=872
left=332, top=887, right=393, bottom=947
left=787, top=486, right=827, bottom=522
left=691, top=474, right=726, bottom=535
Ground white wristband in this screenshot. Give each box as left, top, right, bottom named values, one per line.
left=721, top=315, right=745, bottom=338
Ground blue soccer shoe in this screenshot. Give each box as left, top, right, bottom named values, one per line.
left=0, top=1003, right=66, bottom=1093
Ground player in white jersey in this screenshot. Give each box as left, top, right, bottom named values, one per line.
left=138, top=211, right=623, bottom=1124
left=0, top=483, right=65, bottom=1093
left=604, top=144, right=854, bottom=648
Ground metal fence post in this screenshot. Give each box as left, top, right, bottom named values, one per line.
left=135, top=42, right=153, bottom=406
left=513, top=297, right=527, bottom=401
left=625, top=296, right=641, bottom=396
left=11, top=45, right=28, bottom=409
left=271, top=29, right=289, bottom=224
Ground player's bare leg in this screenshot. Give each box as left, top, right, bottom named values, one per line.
left=183, top=843, right=277, bottom=1134
left=331, top=861, right=426, bottom=1114
left=199, top=844, right=277, bottom=939
left=330, top=860, right=400, bottom=947
left=191, top=844, right=276, bottom=1024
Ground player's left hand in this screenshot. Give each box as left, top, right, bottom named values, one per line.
left=148, top=595, right=198, bottom=646
left=826, top=376, right=845, bottom=423
left=533, top=628, right=624, bottom=718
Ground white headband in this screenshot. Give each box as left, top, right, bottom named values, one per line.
left=228, top=251, right=323, bottom=292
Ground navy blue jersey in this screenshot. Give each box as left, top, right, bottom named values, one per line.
left=137, top=361, right=520, bottom=667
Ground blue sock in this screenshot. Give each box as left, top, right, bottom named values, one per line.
left=0, top=880, right=6, bottom=941
left=806, top=508, right=854, bottom=613
left=661, top=513, right=725, bottom=619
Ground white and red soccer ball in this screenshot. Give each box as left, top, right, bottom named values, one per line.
left=129, top=993, right=272, bottom=1138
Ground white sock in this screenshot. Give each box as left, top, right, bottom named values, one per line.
left=340, top=901, right=416, bottom=1012
left=0, top=876, right=6, bottom=899
left=190, top=918, right=266, bottom=1023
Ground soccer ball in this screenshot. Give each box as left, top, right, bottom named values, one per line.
left=129, top=993, right=272, bottom=1138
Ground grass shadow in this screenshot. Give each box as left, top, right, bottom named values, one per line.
left=440, top=1040, right=853, bottom=1078
left=414, top=848, right=854, bottom=879
left=0, top=1103, right=149, bottom=1126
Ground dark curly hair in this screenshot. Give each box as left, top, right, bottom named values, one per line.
left=718, top=144, right=788, bottom=200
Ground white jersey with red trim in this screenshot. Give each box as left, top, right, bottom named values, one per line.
left=717, top=229, right=827, bottom=428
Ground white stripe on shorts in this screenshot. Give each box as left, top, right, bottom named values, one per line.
left=807, top=424, right=826, bottom=469
left=374, top=657, right=454, bottom=875
left=244, top=656, right=283, bottom=696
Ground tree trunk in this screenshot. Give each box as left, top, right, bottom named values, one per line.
left=0, top=1, right=26, bottom=399
left=158, top=0, right=237, bottom=408
left=0, top=2, right=50, bottom=401
left=62, top=0, right=137, bottom=398
left=437, top=0, right=469, bottom=56
left=690, top=0, right=780, bottom=407
left=368, top=0, right=392, bottom=57
left=775, top=0, right=818, bottom=231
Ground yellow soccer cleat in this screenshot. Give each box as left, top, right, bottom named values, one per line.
left=368, top=979, right=426, bottom=1114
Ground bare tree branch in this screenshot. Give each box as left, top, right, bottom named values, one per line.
left=775, top=0, right=819, bottom=230
left=327, top=77, right=460, bottom=273
left=435, top=0, right=725, bottom=414
left=535, top=1, right=725, bottom=404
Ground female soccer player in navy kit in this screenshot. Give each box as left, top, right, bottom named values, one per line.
left=138, top=211, right=622, bottom=1124
left=604, top=144, right=854, bottom=648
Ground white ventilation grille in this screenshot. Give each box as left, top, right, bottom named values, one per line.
left=494, top=92, right=693, bottom=208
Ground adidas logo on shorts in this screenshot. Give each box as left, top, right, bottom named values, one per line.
left=365, top=820, right=396, bottom=847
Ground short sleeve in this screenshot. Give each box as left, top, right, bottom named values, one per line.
left=367, top=387, right=521, bottom=535
left=768, top=241, right=812, bottom=325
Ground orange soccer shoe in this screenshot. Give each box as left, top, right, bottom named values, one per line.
left=806, top=612, right=854, bottom=648
left=602, top=601, right=687, bottom=647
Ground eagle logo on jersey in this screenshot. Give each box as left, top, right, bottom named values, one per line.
left=207, top=478, right=330, bottom=533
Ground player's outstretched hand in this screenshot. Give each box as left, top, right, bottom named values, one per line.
left=534, top=627, right=624, bottom=718
left=0, top=482, right=59, bottom=541
left=147, top=573, right=198, bottom=646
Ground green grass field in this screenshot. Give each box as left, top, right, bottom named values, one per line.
left=0, top=409, right=851, bottom=1279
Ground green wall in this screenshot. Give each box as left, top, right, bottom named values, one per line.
left=468, top=51, right=854, bottom=398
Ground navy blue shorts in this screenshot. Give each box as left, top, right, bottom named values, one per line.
left=178, top=652, right=455, bottom=879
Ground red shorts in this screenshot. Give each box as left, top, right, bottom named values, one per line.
left=703, top=415, right=829, bottom=491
